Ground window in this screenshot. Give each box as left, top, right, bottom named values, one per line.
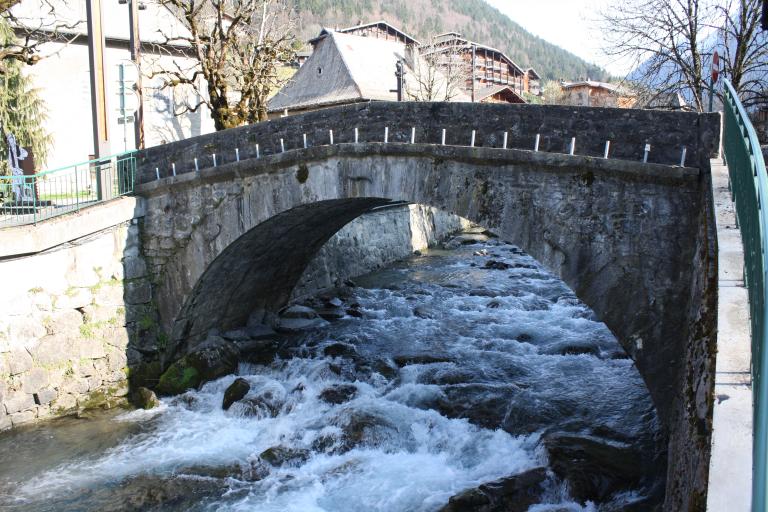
left=317, top=67, right=323, bottom=76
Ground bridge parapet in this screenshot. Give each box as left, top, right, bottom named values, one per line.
left=136, top=102, right=720, bottom=182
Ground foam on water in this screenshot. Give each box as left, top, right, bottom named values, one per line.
left=0, top=239, right=658, bottom=511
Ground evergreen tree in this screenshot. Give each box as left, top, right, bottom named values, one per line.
left=0, top=17, right=51, bottom=176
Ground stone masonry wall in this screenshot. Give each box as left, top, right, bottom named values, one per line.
left=291, top=204, right=470, bottom=300
left=136, top=102, right=721, bottom=183
left=0, top=221, right=154, bottom=431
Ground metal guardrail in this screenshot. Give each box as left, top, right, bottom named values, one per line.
left=0, top=152, right=136, bottom=227
left=722, top=78, right=768, bottom=511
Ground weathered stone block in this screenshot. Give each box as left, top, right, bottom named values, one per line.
left=30, top=335, right=75, bottom=367
left=123, top=256, right=148, bottom=280
left=4, top=391, right=35, bottom=414
left=59, top=376, right=89, bottom=396
left=9, top=409, right=36, bottom=426
left=7, top=316, right=47, bottom=343
left=29, top=292, right=53, bottom=312
left=6, top=349, right=33, bottom=376
left=21, top=367, right=48, bottom=394
left=51, top=393, right=77, bottom=413
left=34, top=388, right=57, bottom=405
left=82, top=304, right=115, bottom=324
left=125, top=279, right=151, bottom=305
left=54, top=288, right=93, bottom=310
left=93, top=283, right=125, bottom=308
left=46, top=310, right=84, bottom=336
left=76, top=338, right=107, bottom=360
left=0, top=413, right=10, bottom=431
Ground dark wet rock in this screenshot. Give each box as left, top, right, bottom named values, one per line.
left=418, top=367, right=475, bottom=386
left=454, top=233, right=490, bottom=245
left=236, top=338, right=281, bottom=365
left=469, top=288, right=498, bottom=297
left=343, top=279, right=357, bottom=287
left=156, top=339, right=239, bottom=396
left=487, top=300, right=501, bottom=308
left=413, top=250, right=422, bottom=256
left=259, top=446, right=310, bottom=466
left=319, top=384, right=358, bottom=404
left=106, top=474, right=226, bottom=511
left=517, top=333, right=534, bottom=342
left=179, top=464, right=243, bottom=479
left=233, top=389, right=283, bottom=418
left=393, top=354, right=454, bottom=367
left=543, top=343, right=602, bottom=357
left=543, top=433, right=646, bottom=503
left=223, top=324, right=277, bottom=342
left=241, top=458, right=271, bottom=481
left=324, top=297, right=343, bottom=308
left=346, top=308, right=364, bottom=318
left=128, top=360, right=163, bottom=390
left=484, top=260, right=512, bottom=270
left=373, top=358, right=399, bottom=379
left=280, top=305, right=319, bottom=319
left=435, top=384, right=518, bottom=429
left=222, top=378, right=250, bottom=410
left=336, top=410, right=396, bottom=451
left=323, top=342, right=358, bottom=358
left=438, top=467, right=548, bottom=512
left=316, top=307, right=346, bottom=320
left=413, top=306, right=436, bottom=319
left=132, top=387, right=160, bottom=410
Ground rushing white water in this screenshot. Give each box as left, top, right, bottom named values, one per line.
left=0, top=239, right=657, bottom=511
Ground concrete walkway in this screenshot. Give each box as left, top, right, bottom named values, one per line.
left=707, top=159, right=753, bottom=511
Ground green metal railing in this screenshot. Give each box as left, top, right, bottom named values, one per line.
left=722, top=79, right=768, bottom=510
left=0, top=151, right=136, bottom=227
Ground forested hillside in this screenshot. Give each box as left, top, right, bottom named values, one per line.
left=294, top=0, right=610, bottom=81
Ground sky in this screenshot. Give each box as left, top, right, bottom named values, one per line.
left=484, top=0, right=631, bottom=76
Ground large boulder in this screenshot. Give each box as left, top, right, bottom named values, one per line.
left=543, top=433, right=646, bottom=503
left=156, top=338, right=239, bottom=395
left=222, top=378, right=250, bottom=410
left=438, top=467, right=548, bottom=512
left=132, top=387, right=160, bottom=410
left=275, top=305, right=328, bottom=333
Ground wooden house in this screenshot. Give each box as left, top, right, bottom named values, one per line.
left=560, top=80, right=637, bottom=108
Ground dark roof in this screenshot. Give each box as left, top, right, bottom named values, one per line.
left=425, top=34, right=525, bottom=75
left=525, top=68, right=541, bottom=80
left=475, top=85, right=526, bottom=103
left=309, top=20, right=420, bottom=47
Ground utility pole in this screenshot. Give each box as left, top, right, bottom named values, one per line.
left=86, top=0, right=110, bottom=159
left=127, top=0, right=145, bottom=149
left=762, top=0, right=767, bottom=31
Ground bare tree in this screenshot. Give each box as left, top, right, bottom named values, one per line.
left=405, top=38, right=469, bottom=102
left=715, top=0, right=768, bottom=107
left=600, top=0, right=767, bottom=111
left=154, top=0, right=297, bottom=130
left=0, top=0, right=82, bottom=72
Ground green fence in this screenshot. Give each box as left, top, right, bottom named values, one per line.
left=722, top=79, right=768, bottom=510
left=0, top=152, right=136, bottom=227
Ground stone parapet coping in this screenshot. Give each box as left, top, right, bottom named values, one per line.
left=0, top=197, right=145, bottom=259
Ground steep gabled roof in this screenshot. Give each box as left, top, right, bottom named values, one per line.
left=309, top=20, right=420, bottom=47
left=426, top=34, right=525, bottom=75
left=269, top=31, right=469, bottom=113
left=475, top=85, right=526, bottom=103
left=525, top=68, right=541, bottom=80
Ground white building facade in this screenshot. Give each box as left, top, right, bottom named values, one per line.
left=10, top=0, right=216, bottom=170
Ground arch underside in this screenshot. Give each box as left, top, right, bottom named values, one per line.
left=144, top=149, right=705, bottom=434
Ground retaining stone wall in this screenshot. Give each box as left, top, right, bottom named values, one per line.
left=0, top=222, right=153, bottom=430
left=291, top=204, right=470, bottom=299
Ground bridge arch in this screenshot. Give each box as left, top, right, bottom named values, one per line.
left=139, top=143, right=703, bottom=429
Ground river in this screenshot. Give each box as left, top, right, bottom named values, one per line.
left=0, top=234, right=661, bottom=511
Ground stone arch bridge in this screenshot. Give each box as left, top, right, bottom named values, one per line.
left=133, top=102, right=720, bottom=511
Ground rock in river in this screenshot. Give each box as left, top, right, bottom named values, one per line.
left=222, top=378, right=250, bottom=410
left=438, top=467, right=548, bottom=512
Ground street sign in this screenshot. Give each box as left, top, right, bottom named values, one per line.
left=712, top=51, right=720, bottom=83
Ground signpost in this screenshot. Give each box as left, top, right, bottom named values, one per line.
left=709, top=50, right=719, bottom=112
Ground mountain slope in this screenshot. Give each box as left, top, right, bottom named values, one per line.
left=294, top=0, right=609, bottom=82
